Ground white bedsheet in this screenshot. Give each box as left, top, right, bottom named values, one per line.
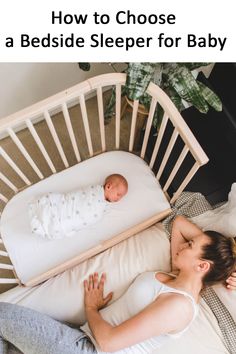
left=0, top=151, right=170, bottom=284
left=0, top=223, right=228, bottom=354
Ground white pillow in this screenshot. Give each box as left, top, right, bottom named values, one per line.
left=192, top=182, right=236, bottom=238
left=191, top=182, right=236, bottom=323
left=212, top=283, right=236, bottom=323
left=0, top=224, right=171, bottom=325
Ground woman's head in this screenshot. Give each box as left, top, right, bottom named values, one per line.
left=174, top=232, right=236, bottom=287
left=201, top=231, right=236, bottom=286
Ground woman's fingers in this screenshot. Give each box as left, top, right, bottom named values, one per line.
left=226, top=273, right=236, bottom=290
left=84, top=279, right=88, bottom=291
left=85, top=272, right=107, bottom=291
left=89, top=274, right=94, bottom=290
left=93, top=272, right=99, bottom=288
left=99, top=273, right=106, bottom=289
left=84, top=272, right=111, bottom=310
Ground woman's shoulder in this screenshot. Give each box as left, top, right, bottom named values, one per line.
left=153, top=292, right=195, bottom=332
left=155, top=271, right=176, bottom=283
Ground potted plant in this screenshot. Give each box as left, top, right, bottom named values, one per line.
left=79, top=62, right=222, bottom=129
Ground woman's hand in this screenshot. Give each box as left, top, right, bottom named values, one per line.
left=84, top=272, right=113, bottom=311
left=226, top=269, right=236, bottom=290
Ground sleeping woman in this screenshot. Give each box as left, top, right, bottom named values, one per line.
left=0, top=215, right=236, bottom=354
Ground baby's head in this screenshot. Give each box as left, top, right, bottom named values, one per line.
left=104, top=174, right=128, bottom=203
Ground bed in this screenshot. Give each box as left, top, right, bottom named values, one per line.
left=0, top=73, right=208, bottom=287
left=0, top=203, right=235, bottom=354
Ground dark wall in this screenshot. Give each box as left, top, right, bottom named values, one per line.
left=181, top=63, right=236, bottom=204
left=145, top=63, right=236, bottom=205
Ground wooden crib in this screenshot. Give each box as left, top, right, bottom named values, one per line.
left=0, top=73, right=208, bottom=287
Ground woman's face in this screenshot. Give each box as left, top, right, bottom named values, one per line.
left=173, top=233, right=211, bottom=270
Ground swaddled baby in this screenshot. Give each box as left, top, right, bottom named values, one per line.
left=29, top=174, right=128, bottom=240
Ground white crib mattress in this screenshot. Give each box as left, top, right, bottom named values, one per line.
left=1, top=151, right=170, bottom=284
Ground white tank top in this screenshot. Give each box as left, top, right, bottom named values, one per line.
left=81, top=271, right=199, bottom=354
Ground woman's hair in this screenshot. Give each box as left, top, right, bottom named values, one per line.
left=201, top=231, right=236, bottom=287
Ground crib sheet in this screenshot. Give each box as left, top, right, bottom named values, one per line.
left=0, top=223, right=228, bottom=354
left=0, top=151, right=170, bottom=284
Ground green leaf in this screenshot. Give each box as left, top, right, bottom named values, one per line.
left=78, top=63, right=91, bottom=71
left=163, top=65, right=209, bottom=113
left=197, top=81, right=222, bottom=112
left=163, top=86, right=185, bottom=112
left=181, top=63, right=211, bottom=71
left=125, top=63, right=157, bottom=100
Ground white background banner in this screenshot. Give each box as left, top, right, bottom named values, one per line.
left=0, top=0, right=235, bottom=62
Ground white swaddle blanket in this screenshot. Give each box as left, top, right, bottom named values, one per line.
left=29, top=185, right=108, bottom=240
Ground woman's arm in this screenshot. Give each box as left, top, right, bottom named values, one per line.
left=171, top=215, right=203, bottom=271
left=84, top=273, right=114, bottom=349
left=84, top=273, right=192, bottom=352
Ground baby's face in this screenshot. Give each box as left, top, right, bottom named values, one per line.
left=104, top=181, right=127, bottom=202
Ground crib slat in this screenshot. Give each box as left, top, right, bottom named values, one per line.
left=79, top=95, right=93, bottom=157
left=163, top=146, right=189, bottom=193
left=146, top=80, right=209, bottom=167
left=26, top=119, right=57, bottom=173
left=129, top=100, right=139, bottom=152
left=149, top=112, right=168, bottom=169
left=0, top=193, right=8, bottom=203
left=0, top=250, right=8, bottom=257
left=97, top=87, right=106, bottom=152
left=62, top=103, right=81, bottom=163
left=0, top=172, right=18, bottom=192
left=156, top=129, right=179, bottom=181
left=170, top=162, right=200, bottom=204
left=0, top=146, right=31, bottom=185
left=44, top=110, right=69, bottom=168
left=140, top=97, right=157, bottom=159
left=115, top=84, right=122, bottom=149
left=0, top=278, right=20, bottom=284
left=7, top=128, right=44, bottom=180
left=0, top=263, right=14, bottom=270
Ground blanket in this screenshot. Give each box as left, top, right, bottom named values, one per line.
left=29, top=185, right=108, bottom=240
left=162, top=191, right=236, bottom=354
